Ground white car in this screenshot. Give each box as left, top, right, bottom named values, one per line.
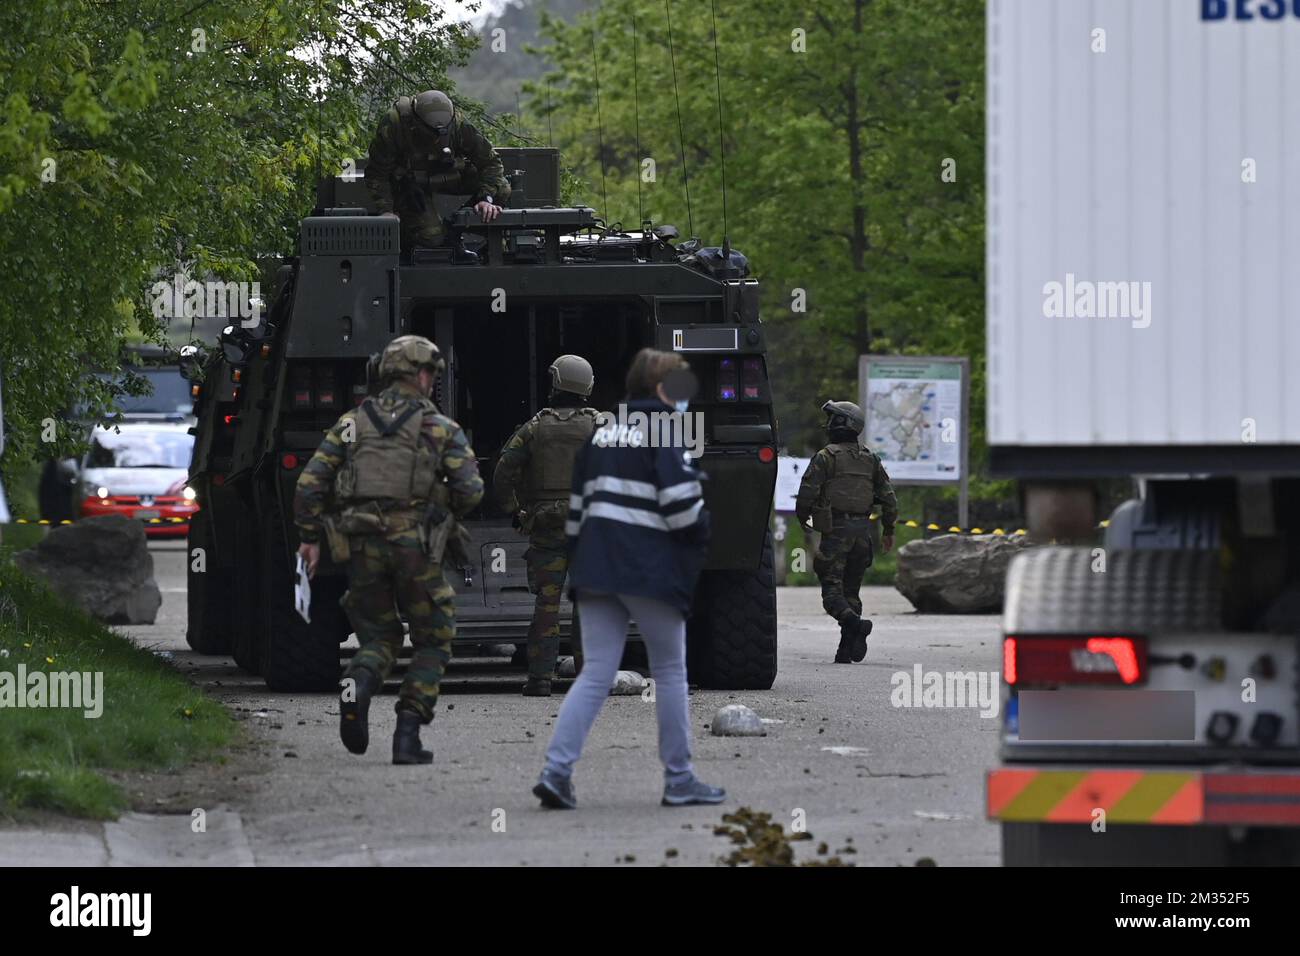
left=78, top=423, right=197, bottom=537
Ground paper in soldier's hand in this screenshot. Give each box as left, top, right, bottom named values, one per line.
left=294, top=553, right=312, bottom=623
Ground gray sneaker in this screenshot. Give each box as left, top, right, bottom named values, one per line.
left=533, top=769, right=577, bottom=810
left=662, top=776, right=727, bottom=807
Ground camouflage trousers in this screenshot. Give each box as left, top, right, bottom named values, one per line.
left=341, top=525, right=456, bottom=723
left=523, top=524, right=569, bottom=680
left=396, top=170, right=489, bottom=251
left=813, top=517, right=875, bottom=624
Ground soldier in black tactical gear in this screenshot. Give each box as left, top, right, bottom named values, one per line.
left=493, top=355, right=601, bottom=696
left=364, top=90, right=511, bottom=262
left=795, top=400, right=898, bottom=664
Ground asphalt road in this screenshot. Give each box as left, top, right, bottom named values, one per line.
left=13, top=541, right=1006, bottom=866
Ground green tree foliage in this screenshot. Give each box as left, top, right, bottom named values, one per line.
left=530, top=0, right=988, bottom=476
left=0, top=0, right=480, bottom=467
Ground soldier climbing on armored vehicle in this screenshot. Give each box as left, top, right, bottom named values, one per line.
left=364, top=89, right=510, bottom=262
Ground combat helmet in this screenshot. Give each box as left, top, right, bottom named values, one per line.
left=822, top=399, right=864, bottom=435
left=379, top=335, right=445, bottom=382
left=548, top=354, right=594, bottom=397
left=411, top=90, right=455, bottom=135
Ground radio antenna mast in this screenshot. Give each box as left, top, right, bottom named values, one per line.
left=590, top=25, right=610, bottom=226
left=664, top=0, right=694, bottom=237
left=708, top=0, right=730, bottom=258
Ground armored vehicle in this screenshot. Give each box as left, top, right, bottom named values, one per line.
left=184, top=148, right=778, bottom=691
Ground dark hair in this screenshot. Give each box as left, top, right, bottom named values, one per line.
left=624, top=347, right=689, bottom=400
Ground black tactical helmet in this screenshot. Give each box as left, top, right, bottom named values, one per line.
left=822, top=399, right=865, bottom=435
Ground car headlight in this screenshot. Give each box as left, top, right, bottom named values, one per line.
left=182, top=486, right=197, bottom=502
left=96, top=486, right=110, bottom=499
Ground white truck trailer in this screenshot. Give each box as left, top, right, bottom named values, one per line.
left=986, top=0, right=1300, bottom=865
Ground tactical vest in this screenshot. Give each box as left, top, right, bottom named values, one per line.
left=526, top=407, right=598, bottom=503
left=335, top=397, right=441, bottom=505
left=392, top=98, right=466, bottom=182
left=821, top=443, right=876, bottom=513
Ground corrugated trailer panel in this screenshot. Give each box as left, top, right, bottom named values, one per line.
left=987, top=0, right=1300, bottom=467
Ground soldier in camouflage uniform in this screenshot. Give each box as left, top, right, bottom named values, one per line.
left=795, top=400, right=898, bottom=664
left=294, top=335, right=484, bottom=764
left=364, top=90, right=511, bottom=260
left=493, top=355, right=600, bottom=697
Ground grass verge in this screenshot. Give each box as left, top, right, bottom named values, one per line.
left=0, top=560, right=233, bottom=820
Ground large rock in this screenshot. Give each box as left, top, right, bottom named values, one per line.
left=894, top=533, right=1032, bottom=614
left=15, top=515, right=162, bottom=624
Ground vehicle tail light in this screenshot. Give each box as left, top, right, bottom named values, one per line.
left=1003, top=636, right=1146, bottom=687
left=717, top=357, right=738, bottom=401
left=316, top=365, right=338, bottom=408
left=290, top=365, right=313, bottom=408
left=281, top=453, right=299, bottom=470
left=741, top=357, right=765, bottom=400
left=757, top=446, right=775, bottom=463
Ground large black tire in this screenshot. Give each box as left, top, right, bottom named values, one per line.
left=229, top=507, right=264, bottom=675
left=259, top=514, right=349, bottom=692
left=185, top=510, right=234, bottom=655
left=689, top=529, right=778, bottom=690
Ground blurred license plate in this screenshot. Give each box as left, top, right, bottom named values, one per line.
left=135, top=509, right=160, bottom=519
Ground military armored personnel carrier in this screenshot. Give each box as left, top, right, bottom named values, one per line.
left=184, top=148, right=778, bottom=691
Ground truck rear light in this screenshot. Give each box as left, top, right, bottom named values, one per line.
left=290, top=365, right=313, bottom=408
left=281, top=453, right=299, bottom=470
left=718, top=357, right=738, bottom=401
left=1003, top=636, right=1146, bottom=687
left=1207, top=711, right=1239, bottom=744
left=316, top=367, right=338, bottom=408
left=1250, top=713, right=1283, bottom=746
left=741, top=357, right=765, bottom=400
left=757, top=446, right=775, bottom=463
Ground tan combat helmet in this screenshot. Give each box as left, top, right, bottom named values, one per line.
left=379, top=335, right=445, bottom=382
left=822, top=399, right=865, bottom=435
left=548, top=354, right=594, bottom=397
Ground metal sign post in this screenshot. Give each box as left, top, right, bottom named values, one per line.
left=859, top=355, right=971, bottom=530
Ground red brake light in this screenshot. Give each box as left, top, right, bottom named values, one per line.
left=757, top=446, right=775, bottom=463
left=1003, top=636, right=1146, bottom=687
left=281, top=453, right=299, bottom=470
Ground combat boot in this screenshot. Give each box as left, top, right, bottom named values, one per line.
left=392, top=711, right=434, bottom=765
left=522, top=676, right=553, bottom=697
left=339, top=668, right=382, bottom=755
left=836, top=615, right=871, bottom=663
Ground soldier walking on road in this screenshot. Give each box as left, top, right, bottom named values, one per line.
left=293, top=336, right=483, bottom=764
left=493, top=355, right=601, bottom=697
left=364, top=90, right=511, bottom=261
left=795, top=400, right=898, bottom=664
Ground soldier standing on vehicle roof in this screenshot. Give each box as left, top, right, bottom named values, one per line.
left=493, top=355, right=602, bottom=697
left=364, top=90, right=511, bottom=262
left=293, top=335, right=483, bottom=765
left=795, top=400, right=898, bottom=664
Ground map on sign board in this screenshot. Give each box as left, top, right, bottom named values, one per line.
left=862, top=359, right=963, bottom=482
left=773, top=457, right=811, bottom=513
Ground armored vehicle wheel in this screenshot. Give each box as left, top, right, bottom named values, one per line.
left=230, top=511, right=264, bottom=675
left=185, top=510, right=233, bottom=655
left=259, top=518, right=348, bottom=692
left=690, top=529, right=778, bottom=690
